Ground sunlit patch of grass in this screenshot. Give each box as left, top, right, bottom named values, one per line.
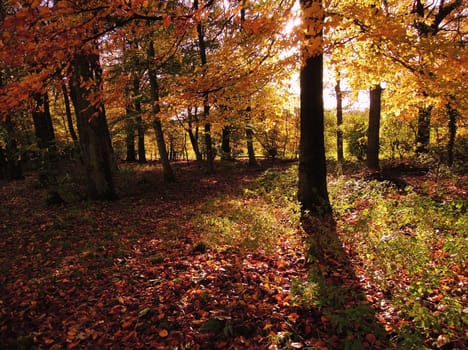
left=195, top=166, right=302, bottom=252
left=196, top=197, right=297, bottom=252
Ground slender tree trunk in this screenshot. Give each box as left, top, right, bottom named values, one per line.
left=335, top=78, right=344, bottom=164
left=0, top=146, right=6, bottom=180
left=125, top=110, right=137, bottom=162
left=194, top=0, right=214, bottom=172
left=148, top=41, right=175, bottom=182
left=246, top=126, right=257, bottom=167
left=446, top=101, right=458, bottom=167
left=188, top=128, right=202, bottom=163
left=204, top=115, right=214, bottom=171
left=366, top=84, right=382, bottom=172
left=32, top=92, right=64, bottom=204
left=3, top=117, right=23, bottom=180
left=69, top=52, right=117, bottom=200
left=187, top=108, right=203, bottom=162
left=221, top=126, right=232, bottom=160
left=62, top=83, right=80, bottom=153
left=132, top=77, right=147, bottom=164
left=298, top=0, right=331, bottom=215
left=415, top=105, right=432, bottom=154
left=240, top=4, right=257, bottom=167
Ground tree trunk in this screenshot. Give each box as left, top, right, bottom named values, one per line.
left=221, top=126, right=232, bottom=160
left=125, top=112, right=137, bottom=162
left=69, top=52, right=117, bottom=200
left=415, top=105, right=432, bottom=154
left=446, top=101, right=458, bottom=167
left=246, top=126, right=257, bottom=167
left=32, top=92, right=64, bottom=204
left=0, top=72, right=22, bottom=180
left=148, top=41, right=175, bottom=182
left=0, top=146, right=6, bottom=180
left=62, top=82, right=80, bottom=155
left=298, top=0, right=331, bottom=215
left=335, top=78, right=344, bottom=164
left=366, top=84, right=382, bottom=172
left=204, top=119, right=214, bottom=171
left=194, top=0, right=214, bottom=173
left=32, top=93, right=55, bottom=149
left=132, top=77, right=147, bottom=164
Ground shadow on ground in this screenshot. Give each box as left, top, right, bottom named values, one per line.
left=299, top=215, right=394, bottom=349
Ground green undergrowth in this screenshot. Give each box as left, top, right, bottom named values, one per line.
left=211, top=163, right=467, bottom=349
left=329, top=176, right=467, bottom=349
left=195, top=166, right=302, bottom=252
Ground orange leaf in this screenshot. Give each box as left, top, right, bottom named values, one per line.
left=121, top=319, right=134, bottom=329
left=159, top=329, right=169, bottom=338
left=163, top=15, right=171, bottom=27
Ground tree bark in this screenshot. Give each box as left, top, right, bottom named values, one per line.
left=415, top=105, right=432, bottom=154
left=125, top=110, right=137, bottom=162
left=31, top=92, right=64, bottom=204
left=148, top=41, right=175, bottom=182
left=335, top=78, right=344, bottom=164
left=446, top=101, right=458, bottom=167
left=187, top=108, right=203, bottom=163
left=246, top=126, right=257, bottom=167
left=194, top=0, right=214, bottom=173
left=221, top=126, right=232, bottom=160
left=366, top=84, right=382, bottom=172
left=298, top=0, right=331, bottom=215
left=132, top=76, right=147, bottom=163
left=62, top=83, right=80, bottom=158
left=32, top=93, right=56, bottom=149
left=69, top=52, right=117, bottom=200
left=3, top=117, right=23, bottom=180
left=0, top=146, right=6, bottom=180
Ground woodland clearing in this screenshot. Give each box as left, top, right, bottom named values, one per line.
left=0, top=160, right=466, bottom=350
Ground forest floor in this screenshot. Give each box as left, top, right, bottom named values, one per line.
left=0, top=160, right=466, bottom=350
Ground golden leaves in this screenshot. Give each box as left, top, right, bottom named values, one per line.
left=299, top=0, right=324, bottom=59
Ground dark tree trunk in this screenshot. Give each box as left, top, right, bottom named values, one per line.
left=188, top=128, right=202, bottom=163
left=31, top=92, right=64, bottom=204
left=0, top=146, right=6, bottom=180
left=366, top=84, right=382, bottom=172
left=446, top=101, right=458, bottom=167
left=221, top=126, right=232, bottom=160
left=0, top=72, right=21, bottom=180
left=62, top=82, right=80, bottom=154
left=133, top=77, right=147, bottom=164
left=32, top=93, right=55, bottom=149
left=3, top=117, right=23, bottom=180
left=298, top=0, right=331, bottom=215
left=125, top=111, right=137, bottom=162
left=194, top=0, right=214, bottom=173
left=148, top=41, right=175, bottom=182
left=69, top=52, right=117, bottom=200
left=415, top=105, right=432, bottom=154
left=240, top=4, right=257, bottom=167
left=137, top=115, right=146, bottom=163
left=246, top=126, right=257, bottom=167
left=204, top=112, right=214, bottom=172
left=187, top=108, right=203, bottom=163
left=335, top=78, right=344, bottom=164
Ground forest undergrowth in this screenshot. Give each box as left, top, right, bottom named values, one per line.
left=0, top=160, right=466, bottom=349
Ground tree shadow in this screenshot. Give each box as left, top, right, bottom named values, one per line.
left=299, top=214, right=394, bottom=349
